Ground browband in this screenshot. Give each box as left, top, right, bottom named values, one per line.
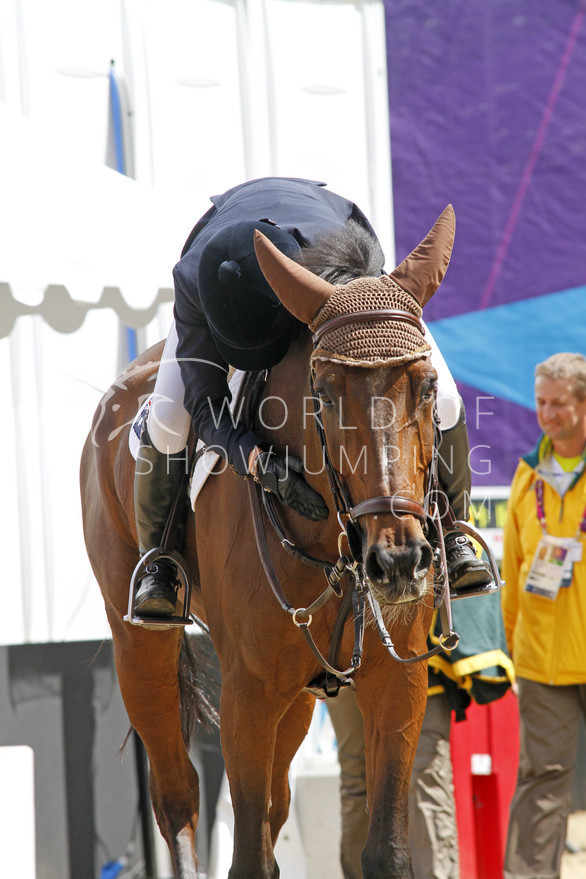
left=312, top=308, right=424, bottom=346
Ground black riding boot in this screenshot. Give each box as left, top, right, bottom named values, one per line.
left=436, top=403, right=493, bottom=593
left=133, top=425, right=188, bottom=617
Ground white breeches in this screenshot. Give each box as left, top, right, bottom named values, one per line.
left=147, top=321, right=462, bottom=454
left=422, top=321, right=462, bottom=430
left=147, top=323, right=192, bottom=455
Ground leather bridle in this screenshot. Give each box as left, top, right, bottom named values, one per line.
left=310, top=306, right=430, bottom=546
left=247, top=307, right=460, bottom=693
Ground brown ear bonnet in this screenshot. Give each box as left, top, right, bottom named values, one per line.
left=254, top=204, right=455, bottom=367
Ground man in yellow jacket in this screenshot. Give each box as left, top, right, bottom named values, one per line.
left=502, top=352, right=586, bottom=879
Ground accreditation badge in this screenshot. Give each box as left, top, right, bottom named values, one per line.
left=524, top=535, right=579, bottom=599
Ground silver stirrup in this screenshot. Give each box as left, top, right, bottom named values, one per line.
left=124, top=548, right=194, bottom=629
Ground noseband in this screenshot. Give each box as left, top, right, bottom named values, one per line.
left=311, top=306, right=430, bottom=551
left=350, top=496, right=427, bottom=524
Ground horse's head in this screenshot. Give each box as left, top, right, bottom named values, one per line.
left=254, top=206, right=455, bottom=605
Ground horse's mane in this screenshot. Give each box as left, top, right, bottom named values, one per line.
left=300, top=219, right=385, bottom=284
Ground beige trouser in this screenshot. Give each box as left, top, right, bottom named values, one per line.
left=504, top=677, right=586, bottom=879
left=326, top=688, right=458, bottom=879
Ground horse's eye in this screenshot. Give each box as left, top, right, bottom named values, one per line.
left=315, top=389, right=335, bottom=408
left=314, top=382, right=338, bottom=408
left=421, top=380, right=437, bottom=403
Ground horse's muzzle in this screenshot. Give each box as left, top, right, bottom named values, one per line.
left=364, top=540, right=433, bottom=604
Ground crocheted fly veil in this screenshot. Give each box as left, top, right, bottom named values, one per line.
left=309, top=274, right=429, bottom=367
left=253, top=205, right=456, bottom=362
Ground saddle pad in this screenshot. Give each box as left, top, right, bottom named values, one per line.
left=190, top=369, right=247, bottom=509
left=128, top=395, right=152, bottom=460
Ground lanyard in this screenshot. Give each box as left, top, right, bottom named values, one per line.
left=534, top=478, right=586, bottom=536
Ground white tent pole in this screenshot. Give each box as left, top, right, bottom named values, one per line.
left=361, top=0, right=395, bottom=266
left=10, top=324, right=33, bottom=642
left=32, top=317, right=56, bottom=639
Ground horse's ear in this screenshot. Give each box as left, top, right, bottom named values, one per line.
left=254, top=230, right=335, bottom=325
left=390, top=205, right=455, bottom=308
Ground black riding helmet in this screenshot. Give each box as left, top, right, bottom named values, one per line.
left=197, top=220, right=302, bottom=370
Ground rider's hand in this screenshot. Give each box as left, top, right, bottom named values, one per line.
left=249, top=448, right=329, bottom=521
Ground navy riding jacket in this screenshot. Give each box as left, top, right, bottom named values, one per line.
left=172, top=177, right=377, bottom=475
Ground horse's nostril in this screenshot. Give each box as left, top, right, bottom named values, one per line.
left=365, top=542, right=432, bottom=586
left=417, top=543, right=433, bottom=576
left=365, top=546, right=394, bottom=584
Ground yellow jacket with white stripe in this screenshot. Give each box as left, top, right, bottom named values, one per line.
left=501, top=435, right=586, bottom=685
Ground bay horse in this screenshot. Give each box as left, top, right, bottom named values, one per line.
left=80, top=205, right=456, bottom=879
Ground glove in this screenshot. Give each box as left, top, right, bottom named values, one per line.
left=253, top=450, right=329, bottom=521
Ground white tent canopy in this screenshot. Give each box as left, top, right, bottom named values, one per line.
left=0, top=103, right=196, bottom=338
left=1, top=0, right=393, bottom=645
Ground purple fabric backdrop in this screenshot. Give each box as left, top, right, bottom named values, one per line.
left=384, top=0, right=586, bottom=484
left=459, top=383, right=536, bottom=483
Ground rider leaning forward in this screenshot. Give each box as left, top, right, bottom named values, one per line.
left=132, top=177, right=492, bottom=618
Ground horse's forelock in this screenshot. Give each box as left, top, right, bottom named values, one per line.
left=299, top=219, right=385, bottom=284
left=298, top=221, right=430, bottom=366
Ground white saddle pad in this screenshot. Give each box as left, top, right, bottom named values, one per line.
left=128, top=395, right=152, bottom=460
left=190, top=369, right=247, bottom=508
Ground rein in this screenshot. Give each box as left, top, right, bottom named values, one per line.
left=248, top=477, right=364, bottom=680
left=245, top=308, right=461, bottom=691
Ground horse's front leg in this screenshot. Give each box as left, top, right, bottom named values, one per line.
left=269, top=691, right=316, bottom=843
left=107, top=606, right=200, bottom=879
left=220, top=669, right=295, bottom=879
left=357, top=658, right=429, bottom=879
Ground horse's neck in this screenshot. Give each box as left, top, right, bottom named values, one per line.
left=261, top=331, right=323, bottom=474
left=256, top=332, right=339, bottom=554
